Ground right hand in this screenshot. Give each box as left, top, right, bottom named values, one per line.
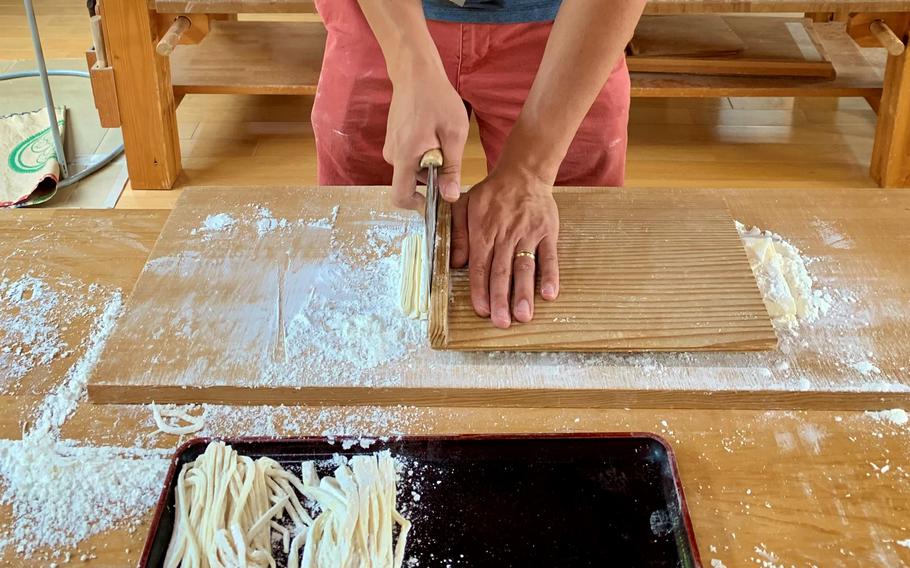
left=383, top=63, right=468, bottom=210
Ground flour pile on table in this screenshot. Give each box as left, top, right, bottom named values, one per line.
left=736, top=222, right=832, bottom=329
left=0, top=275, right=170, bottom=558
left=190, top=212, right=237, bottom=241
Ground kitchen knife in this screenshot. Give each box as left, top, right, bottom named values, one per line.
left=420, top=148, right=444, bottom=314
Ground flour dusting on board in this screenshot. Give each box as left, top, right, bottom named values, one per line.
left=168, top=205, right=423, bottom=387
left=0, top=275, right=170, bottom=558
left=0, top=275, right=102, bottom=389
left=865, top=409, right=909, bottom=427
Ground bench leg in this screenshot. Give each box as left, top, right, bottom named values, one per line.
left=101, top=0, right=181, bottom=190
left=871, top=48, right=910, bottom=188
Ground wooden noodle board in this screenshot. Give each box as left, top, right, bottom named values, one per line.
left=430, top=190, right=776, bottom=352
left=631, top=15, right=747, bottom=57
left=627, top=16, right=836, bottom=78
left=88, top=187, right=910, bottom=410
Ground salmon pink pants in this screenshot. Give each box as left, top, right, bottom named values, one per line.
left=312, top=0, right=630, bottom=187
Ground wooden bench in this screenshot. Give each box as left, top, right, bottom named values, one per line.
left=92, top=1, right=910, bottom=189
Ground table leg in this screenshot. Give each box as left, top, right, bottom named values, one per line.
left=100, top=0, right=181, bottom=190
left=871, top=48, right=910, bottom=188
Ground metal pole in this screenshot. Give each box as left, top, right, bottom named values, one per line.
left=23, top=0, right=69, bottom=179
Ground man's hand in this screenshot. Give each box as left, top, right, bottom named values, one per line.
left=451, top=166, right=560, bottom=329
left=383, top=67, right=468, bottom=210
left=356, top=0, right=467, bottom=211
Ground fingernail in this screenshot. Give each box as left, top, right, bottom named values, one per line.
left=494, top=309, right=511, bottom=329
left=542, top=284, right=555, bottom=300
left=515, top=299, right=531, bottom=322
left=443, top=181, right=460, bottom=200
left=476, top=302, right=490, bottom=317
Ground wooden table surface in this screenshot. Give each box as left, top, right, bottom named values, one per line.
left=2, top=208, right=909, bottom=567
left=89, top=186, right=910, bottom=411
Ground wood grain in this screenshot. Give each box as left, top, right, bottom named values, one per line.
left=631, top=22, right=880, bottom=97
left=89, top=186, right=910, bottom=409
left=871, top=37, right=910, bottom=187
left=101, top=0, right=182, bottom=190
left=847, top=12, right=910, bottom=48
left=167, top=20, right=877, bottom=99
left=170, top=20, right=324, bottom=95
left=628, top=17, right=838, bottom=80
left=3, top=209, right=910, bottom=565
left=628, top=56, right=836, bottom=78
left=432, top=190, right=776, bottom=352
left=631, top=15, right=746, bottom=57
left=0, top=210, right=167, bottom=437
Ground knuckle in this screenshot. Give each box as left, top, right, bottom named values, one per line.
left=491, top=264, right=511, bottom=280
left=469, top=263, right=488, bottom=280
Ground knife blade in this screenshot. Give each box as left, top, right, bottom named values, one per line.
left=420, top=148, right=444, bottom=315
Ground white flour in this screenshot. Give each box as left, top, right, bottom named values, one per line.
left=257, top=218, right=423, bottom=386
left=737, top=222, right=831, bottom=329
left=191, top=212, right=237, bottom=241
left=864, top=409, right=909, bottom=427
left=850, top=360, right=882, bottom=376
left=0, top=437, right=169, bottom=556
left=0, top=274, right=99, bottom=389
left=812, top=219, right=854, bottom=250
left=0, top=277, right=170, bottom=558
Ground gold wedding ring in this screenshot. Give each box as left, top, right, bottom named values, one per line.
left=515, top=250, right=536, bottom=261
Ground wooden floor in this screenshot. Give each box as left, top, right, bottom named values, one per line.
left=0, top=1, right=884, bottom=210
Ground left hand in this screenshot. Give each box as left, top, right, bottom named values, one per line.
left=450, top=165, right=560, bottom=329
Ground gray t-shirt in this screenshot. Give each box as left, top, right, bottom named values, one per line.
left=422, top=0, right=562, bottom=23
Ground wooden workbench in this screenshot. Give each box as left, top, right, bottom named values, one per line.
left=1, top=207, right=909, bottom=566
left=91, top=1, right=910, bottom=190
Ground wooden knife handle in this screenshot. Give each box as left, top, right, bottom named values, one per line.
left=420, top=148, right=444, bottom=169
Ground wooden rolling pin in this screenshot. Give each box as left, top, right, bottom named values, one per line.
left=156, top=16, right=191, bottom=56
left=870, top=20, right=906, bottom=56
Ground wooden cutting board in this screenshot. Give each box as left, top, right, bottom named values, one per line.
left=430, top=189, right=776, bottom=352
left=630, top=14, right=746, bottom=57
left=627, top=16, right=836, bottom=79
left=87, top=186, right=910, bottom=411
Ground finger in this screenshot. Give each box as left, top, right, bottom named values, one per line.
left=391, top=160, right=425, bottom=211
left=488, top=240, right=514, bottom=329
left=450, top=196, right=469, bottom=268
left=436, top=116, right=468, bottom=203
left=511, top=240, right=538, bottom=323
left=468, top=230, right=493, bottom=318
left=538, top=235, right=559, bottom=301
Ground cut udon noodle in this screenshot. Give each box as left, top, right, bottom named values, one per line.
left=164, top=441, right=411, bottom=568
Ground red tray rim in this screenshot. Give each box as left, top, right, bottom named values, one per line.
left=139, top=432, right=702, bottom=568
